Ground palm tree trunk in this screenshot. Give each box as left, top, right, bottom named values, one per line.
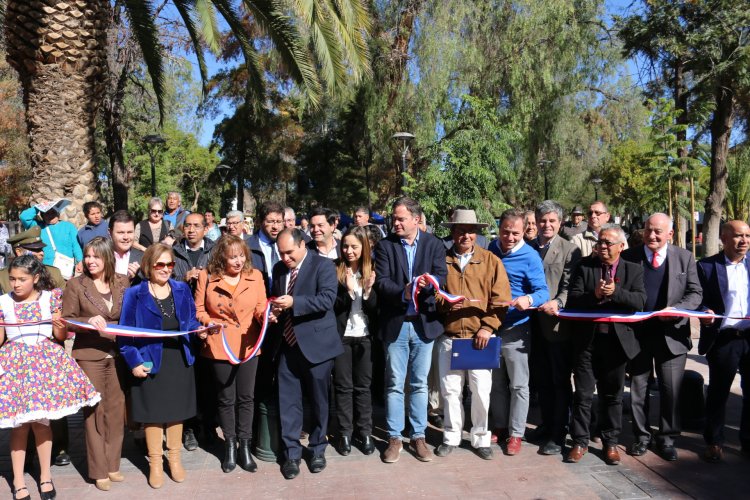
left=5, top=0, right=108, bottom=225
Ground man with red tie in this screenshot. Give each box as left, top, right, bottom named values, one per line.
left=269, top=228, right=343, bottom=479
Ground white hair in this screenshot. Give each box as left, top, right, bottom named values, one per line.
left=600, top=223, right=626, bottom=243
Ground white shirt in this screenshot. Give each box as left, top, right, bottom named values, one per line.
left=502, top=239, right=525, bottom=256
left=114, top=250, right=131, bottom=275
left=644, top=244, right=668, bottom=267
left=454, top=248, right=475, bottom=271
left=344, top=272, right=369, bottom=337
left=721, top=255, right=750, bottom=331
left=284, top=251, right=308, bottom=293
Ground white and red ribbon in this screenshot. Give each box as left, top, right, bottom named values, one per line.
left=219, top=300, right=273, bottom=365
left=412, top=273, right=480, bottom=312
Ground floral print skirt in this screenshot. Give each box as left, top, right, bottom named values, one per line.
left=0, top=338, right=101, bottom=428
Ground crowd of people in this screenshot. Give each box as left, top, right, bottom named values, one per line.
left=0, top=193, right=749, bottom=499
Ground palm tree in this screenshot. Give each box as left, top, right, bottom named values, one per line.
left=2, top=0, right=371, bottom=223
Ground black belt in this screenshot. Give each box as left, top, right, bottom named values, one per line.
left=719, top=328, right=750, bottom=338
left=404, top=315, right=419, bottom=322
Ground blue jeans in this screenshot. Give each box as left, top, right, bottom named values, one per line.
left=384, top=321, right=434, bottom=440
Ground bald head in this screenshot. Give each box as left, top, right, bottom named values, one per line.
left=720, top=220, right=750, bottom=263
left=644, top=213, right=673, bottom=252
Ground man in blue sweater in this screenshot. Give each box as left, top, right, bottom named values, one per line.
left=488, top=209, right=549, bottom=455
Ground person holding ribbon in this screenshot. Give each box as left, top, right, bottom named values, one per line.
left=62, top=237, right=129, bottom=491
left=194, top=234, right=267, bottom=474
left=333, top=226, right=378, bottom=456
left=0, top=255, right=100, bottom=500
left=118, top=243, right=203, bottom=489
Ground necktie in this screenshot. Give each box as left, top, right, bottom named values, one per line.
left=652, top=251, right=659, bottom=268
left=283, top=268, right=299, bottom=346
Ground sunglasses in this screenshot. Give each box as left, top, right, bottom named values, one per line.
left=150, top=209, right=164, bottom=214
left=588, top=210, right=607, bottom=216
left=152, top=261, right=176, bottom=270
left=596, top=239, right=619, bottom=247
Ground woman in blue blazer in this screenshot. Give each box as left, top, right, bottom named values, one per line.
left=118, top=243, right=204, bottom=489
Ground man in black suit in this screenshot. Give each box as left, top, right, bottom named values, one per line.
left=245, top=201, right=284, bottom=292
left=622, top=213, right=702, bottom=461
left=269, top=228, right=343, bottom=479
left=565, top=224, right=646, bottom=465
left=697, top=220, right=750, bottom=462
left=109, top=210, right=143, bottom=283
left=307, top=207, right=341, bottom=259
left=375, top=197, right=447, bottom=463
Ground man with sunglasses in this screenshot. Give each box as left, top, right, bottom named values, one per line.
left=622, top=213, right=702, bottom=462
left=571, top=201, right=624, bottom=257
left=566, top=224, right=646, bottom=466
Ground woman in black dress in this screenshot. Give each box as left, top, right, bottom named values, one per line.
left=118, top=243, right=205, bottom=489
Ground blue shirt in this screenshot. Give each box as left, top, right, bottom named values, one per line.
left=163, top=207, right=189, bottom=228
left=401, top=231, right=420, bottom=316
left=20, top=207, right=83, bottom=266
left=77, top=220, right=110, bottom=248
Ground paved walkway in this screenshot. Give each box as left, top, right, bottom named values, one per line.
left=2, top=326, right=749, bottom=499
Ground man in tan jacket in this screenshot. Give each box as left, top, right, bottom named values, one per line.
left=433, top=209, right=511, bottom=460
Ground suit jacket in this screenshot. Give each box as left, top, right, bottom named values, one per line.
left=118, top=279, right=201, bottom=373
left=245, top=233, right=273, bottom=295
left=334, top=278, right=378, bottom=338
left=622, top=244, right=703, bottom=355
left=62, top=273, right=129, bottom=361
left=374, top=230, right=448, bottom=342
left=696, top=252, right=749, bottom=355
left=566, top=255, right=647, bottom=360
left=270, top=252, right=343, bottom=364
left=531, top=236, right=581, bottom=341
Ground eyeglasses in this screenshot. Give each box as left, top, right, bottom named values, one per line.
left=226, top=221, right=242, bottom=226
left=150, top=209, right=164, bottom=214
left=596, top=239, right=618, bottom=247
left=152, top=261, right=176, bottom=270
left=588, top=210, right=607, bottom=216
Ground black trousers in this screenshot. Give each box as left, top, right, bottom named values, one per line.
left=536, top=335, right=573, bottom=445
left=333, top=336, right=373, bottom=437
left=186, top=355, right=217, bottom=436
left=704, top=334, right=750, bottom=447
left=278, top=343, right=334, bottom=460
left=629, top=332, right=686, bottom=446
left=571, top=331, right=628, bottom=447
left=210, top=357, right=259, bottom=440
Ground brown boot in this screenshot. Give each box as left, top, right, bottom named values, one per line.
left=165, top=423, right=186, bottom=482
left=144, top=425, right=164, bottom=489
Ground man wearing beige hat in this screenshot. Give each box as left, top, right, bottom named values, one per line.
left=434, top=209, right=511, bottom=460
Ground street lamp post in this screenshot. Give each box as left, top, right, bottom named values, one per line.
left=592, top=177, right=603, bottom=200
left=392, top=132, right=415, bottom=193
left=142, top=134, right=166, bottom=197
left=537, top=159, right=552, bottom=200
left=216, top=164, right=231, bottom=213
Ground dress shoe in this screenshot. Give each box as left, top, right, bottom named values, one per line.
left=491, top=427, right=509, bottom=444
left=525, top=425, right=548, bottom=443
left=476, top=447, right=494, bottom=460
left=222, top=436, right=237, bottom=473
left=505, top=436, right=522, bottom=456
left=428, top=413, right=444, bottom=429
left=539, top=441, right=562, bottom=455
left=183, top=428, right=199, bottom=451
left=434, top=444, right=455, bottom=457
left=411, top=437, right=433, bottom=462
left=604, top=445, right=621, bottom=465
left=703, top=444, right=722, bottom=463
left=337, top=435, right=351, bottom=456
left=39, top=480, right=56, bottom=500
left=382, top=437, right=403, bottom=463
left=95, top=479, right=111, bottom=491
left=53, top=451, right=70, bottom=466
left=628, top=441, right=649, bottom=456
left=12, top=486, right=30, bottom=500
left=309, top=455, right=326, bottom=473
left=656, top=444, right=678, bottom=461
left=565, top=445, right=588, bottom=463
left=281, top=459, right=301, bottom=479
left=355, top=434, right=375, bottom=455
left=108, top=471, right=125, bottom=482
left=238, top=438, right=257, bottom=472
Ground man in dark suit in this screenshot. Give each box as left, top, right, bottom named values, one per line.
left=375, top=197, right=447, bottom=463
left=307, top=207, right=341, bottom=259
left=109, top=210, right=144, bottom=284
left=565, top=224, right=646, bottom=465
left=245, top=201, right=285, bottom=292
left=622, top=213, right=702, bottom=461
left=697, top=220, right=750, bottom=462
left=269, top=228, right=343, bottom=479
left=530, top=200, right=581, bottom=455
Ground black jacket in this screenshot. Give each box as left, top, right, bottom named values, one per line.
left=333, top=274, right=378, bottom=338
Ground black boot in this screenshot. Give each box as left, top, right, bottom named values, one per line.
left=237, top=438, right=257, bottom=472
left=222, top=437, right=237, bottom=473
left=356, top=434, right=375, bottom=455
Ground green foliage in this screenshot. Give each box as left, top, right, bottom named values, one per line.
left=725, top=146, right=750, bottom=222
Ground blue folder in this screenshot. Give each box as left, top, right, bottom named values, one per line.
left=450, top=337, right=502, bottom=370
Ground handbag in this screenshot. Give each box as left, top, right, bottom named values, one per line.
left=45, top=226, right=75, bottom=279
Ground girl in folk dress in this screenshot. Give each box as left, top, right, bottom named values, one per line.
left=0, top=256, right=100, bottom=500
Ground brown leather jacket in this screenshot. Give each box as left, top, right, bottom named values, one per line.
left=438, top=245, right=511, bottom=338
